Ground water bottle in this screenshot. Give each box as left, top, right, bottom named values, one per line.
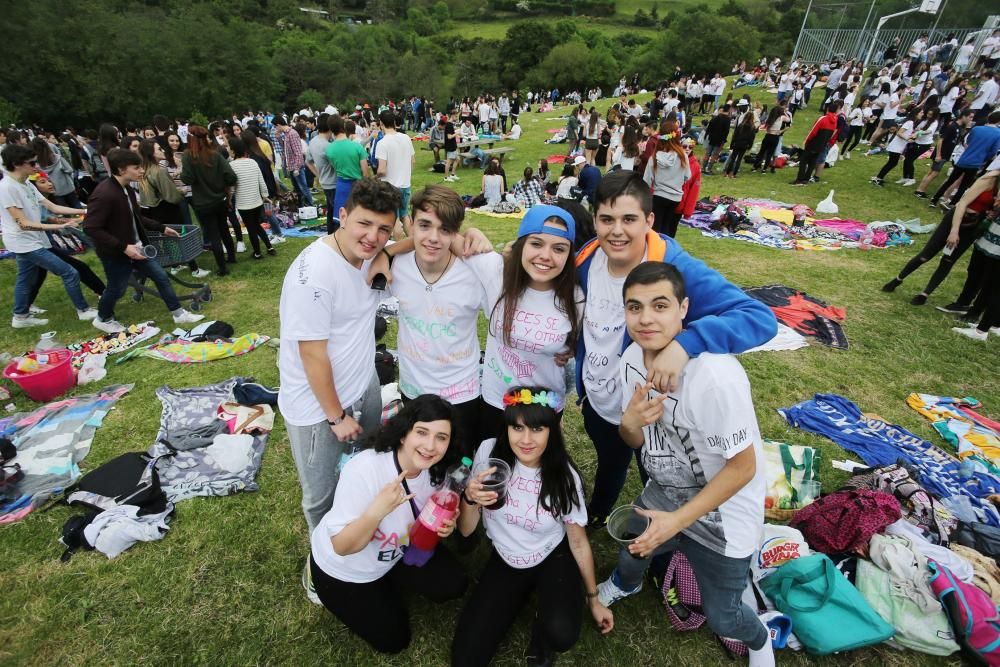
left=405, top=457, right=473, bottom=565
left=34, top=331, right=63, bottom=353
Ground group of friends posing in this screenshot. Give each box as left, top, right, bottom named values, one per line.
left=277, top=171, right=779, bottom=666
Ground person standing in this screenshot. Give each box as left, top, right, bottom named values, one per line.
left=83, top=148, right=204, bottom=333
left=930, top=110, right=1000, bottom=208
left=1, top=144, right=98, bottom=328
left=374, top=110, right=415, bottom=234
left=442, top=114, right=460, bottom=183
left=229, top=138, right=273, bottom=259
left=306, top=114, right=339, bottom=234
left=180, top=125, right=238, bottom=276
left=325, top=115, right=371, bottom=226
left=643, top=123, right=690, bottom=237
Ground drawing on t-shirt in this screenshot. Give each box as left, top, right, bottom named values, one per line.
left=623, top=360, right=726, bottom=546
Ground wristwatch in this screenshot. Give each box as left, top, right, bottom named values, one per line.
left=327, top=411, right=347, bottom=426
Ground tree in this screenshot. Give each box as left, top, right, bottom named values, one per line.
left=0, top=97, right=21, bottom=128
left=632, top=10, right=761, bottom=77
left=297, top=89, right=326, bottom=110
left=633, top=8, right=655, bottom=26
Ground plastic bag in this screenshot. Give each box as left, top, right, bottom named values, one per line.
left=77, top=354, right=107, bottom=385
left=816, top=190, right=838, bottom=214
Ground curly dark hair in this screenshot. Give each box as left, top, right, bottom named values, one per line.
left=345, top=177, right=402, bottom=216
left=367, top=394, right=460, bottom=485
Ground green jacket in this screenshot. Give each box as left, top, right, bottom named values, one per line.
left=180, top=151, right=237, bottom=208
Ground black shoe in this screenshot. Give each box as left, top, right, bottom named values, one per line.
left=218, top=267, right=229, bottom=277
left=941, top=201, right=954, bottom=212
left=937, top=302, right=970, bottom=315
left=910, top=293, right=928, bottom=306
left=929, top=199, right=938, bottom=208
left=664, top=585, right=692, bottom=621
left=882, top=277, right=902, bottom=293
left=871, top=178, right=884, bottom=187
left=267, top=247, right=276, bottom=256
left=961, top=311, right=983, bottom=324
left=226, top=257, right=237, bottom=264
left=252, top=252, right=263, bottom=260
left=526, top=624, right=555, bottom=667
left=914, top=191, right=928, bottom=199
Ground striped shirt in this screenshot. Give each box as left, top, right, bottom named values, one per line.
left=230, top=158, right=268, bottom=211
left=281, top=128, right=305, bottom=171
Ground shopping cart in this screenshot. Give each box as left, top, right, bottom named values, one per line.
left=130, top=224, right=212, bottom=311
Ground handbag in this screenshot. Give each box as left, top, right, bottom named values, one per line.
left=759, top=553, right=894, bottom=654
left=762, top=440, right=820, bottom=512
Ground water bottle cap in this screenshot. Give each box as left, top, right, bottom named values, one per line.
left=461, top=457, right=472, bottom=467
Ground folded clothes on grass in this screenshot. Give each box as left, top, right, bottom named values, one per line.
left=907, top=394, right=1000, bottom=469
left=744, top=285, right=848, bottom=349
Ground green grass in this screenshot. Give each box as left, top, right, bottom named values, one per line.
left=1, top=82, right=996, bottom=666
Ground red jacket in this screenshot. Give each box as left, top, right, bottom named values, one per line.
left=804, top=112, right=839, bottom=149
left=676, top=154, right=701, bottom=217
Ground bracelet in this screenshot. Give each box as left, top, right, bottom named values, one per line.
left=327, top=411, right=347, bottom=426
left=381, top=248, right=393, bottom=265
left=584, top=591, right=599, bottom=599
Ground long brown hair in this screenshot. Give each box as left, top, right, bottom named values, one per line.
left=138, top=139, right=165, bottom=201
left=654, top=119, right=688, bottom=168
left=185, top=125, right=217, bottom=167
left=490, top=220, right=579, bottom=350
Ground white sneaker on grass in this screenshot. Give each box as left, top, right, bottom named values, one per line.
left=303, top=557, right=322, bottom=606
left=28, top=304, right=47, bottom=315
left=169, top=267, right=182, bottom=276
left=597, top=574, right=642, bottom=607
left=236, top=241, right=246, bottom=253
left=77, top=308, right=99, bottom=321
left=271, top=236, right=287, bottom=244
left=952, top=326, right=988, bottom=341
left=901, top=178, right=916, bottom=186
left=173, top=309, right=205, bottom=325
left=11, top=314, right=49, bottom=329
left=93, top=317, right=126, bottom=334
left=191, top=269, right=212, bottom=279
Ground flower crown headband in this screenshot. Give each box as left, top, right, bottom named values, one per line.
left=655, top=130, right=679, bottom=142
left=502, top=388, right=563, bottom=412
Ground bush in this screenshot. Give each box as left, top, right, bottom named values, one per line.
left=633, top=8, right=655, bottom=26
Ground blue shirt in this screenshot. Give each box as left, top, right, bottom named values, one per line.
left=957, top=125, right=1000, bottom=168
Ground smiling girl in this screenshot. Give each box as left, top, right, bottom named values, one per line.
left=452, top=387, right=612, bottom=666
left=308, top=394, right=468, bottom=653
left=463, top=206, right=583, bottom=439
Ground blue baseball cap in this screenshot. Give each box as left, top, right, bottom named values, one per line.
left=516, top=205, right=576, bottom=243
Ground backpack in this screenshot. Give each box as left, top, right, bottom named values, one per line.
left=432, top=161, right=446, bottom=173
left=928, top=559, right=1000, bottom=665
left=954, top=522, right=1000, bottom=566
left=660, top=552, right=752, bottom=657
left=789, top=489, right=901, bottom=554
left=375, top=344, right=396, bottom=386
left=846, top=463, right=956, bottom=545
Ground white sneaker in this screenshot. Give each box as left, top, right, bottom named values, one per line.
left=270, top=235, right=287, bottom=244
left=952, top=326, right=988, bottom=341
left=596, top=574, right=642, bottom=607
left=303, top=558, right=322, bottom=606
left=77, top=307, right=99, bottom=321
left=173, top=309, right=205, bottom=325
left=169, top=267, right=182, bottom=276
left=236, top=241, right=246, bottom=253
left=11, top=314, right=49, bottom=329
left=901, top=179, right=916, bottom=186
left=93, top=317, right=126, bottom=334
left=450, top=175, right=460, bottom=181
left=28, top=304, right=47, bottom=315
left=895, top=177, right=906, bottom=184
left=190, top=269, right=212, bottom=279
left=844, top=152, right=851, bottom=159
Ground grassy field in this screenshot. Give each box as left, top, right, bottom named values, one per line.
left=1, top=81, right=996, bottom=666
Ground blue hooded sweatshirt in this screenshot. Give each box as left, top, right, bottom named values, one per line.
left=574, top=230, right=778, bottom=401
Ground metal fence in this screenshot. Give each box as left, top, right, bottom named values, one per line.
left=795, top=26, right=986, bottom=65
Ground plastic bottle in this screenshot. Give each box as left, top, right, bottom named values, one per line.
left=408, top=457, right=473, bottom=554
left=34, top=331, right=62, bottom=353
left=15, top=357, right=41, bottom=373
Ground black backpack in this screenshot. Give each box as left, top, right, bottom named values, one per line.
left=59, top=449, right=175, bottom=561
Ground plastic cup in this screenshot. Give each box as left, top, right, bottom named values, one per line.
left=472, top=458, right=512, bottom=510
left=799, top=479, right=821, bottom=506
left=607, top=504, right=651, bottom=559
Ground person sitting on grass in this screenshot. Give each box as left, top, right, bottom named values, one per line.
left=83, top=148, right=205, bottom=333
left=596, top=261, right=773, bottom=667
left=308, top=394, right=468, bottom=654
left=452, top=387, right=613, bottom=667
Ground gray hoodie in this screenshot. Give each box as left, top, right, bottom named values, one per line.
left=643, top=150, right=691, bottom=202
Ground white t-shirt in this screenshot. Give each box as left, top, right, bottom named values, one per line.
left=956, top=44, right=974, bottom=66
left=620, top=346, right=765, bottom=558
left=881, top=93, right=900, bottom=120
left=278, top=239, right=380, bottom=426
left=556, top=176, right=578, bottom=199
left=390, top=252, right=486, bottom=403
left=887, top=120, right=914, bottom=153
left=940, top=87, right=960, bottom=114
left=849, top=108, right=865, bottom=126
left=972, top=79, right=999, bottom=111
left=507, top=124, right=522, bottom=140
left=478, top=103, right=491, bottom=123
left=0, top=177, right=49, bottom=253
left=465, top=252, right=579, bottom=410
left=913, top=120, right=938, bottom=146
left=311, top=449, right=433, bottom=583
left=475, top=439, right=587, bottom=569
left=374, top=132, right=415, bottom=189
left=582, top=249, right=636, bottom=424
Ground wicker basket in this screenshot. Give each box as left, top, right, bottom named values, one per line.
left=146, top=225, right=204, bottom=268
left=765, top=507, right=799, bottom=522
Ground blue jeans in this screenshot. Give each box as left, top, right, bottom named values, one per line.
left=98, top=256, right=181, bottom=321
left=13, top=248, right=89, bottom=315
left=332, top=177, right=356, bottom=225
left=582, top=399, right=647, bottom=520
left=293, top=169, right=314, bottom=206
left=611, top=497, right=768, bottom=650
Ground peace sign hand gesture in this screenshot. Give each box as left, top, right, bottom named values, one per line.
left=368, top=471, right=416, bottom=520
left=621, top=381, right=668, bottom=434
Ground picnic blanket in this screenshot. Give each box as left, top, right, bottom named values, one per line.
left=906, top=394, right=1000, bottom=466
left=115, top=333, right=269, bottom=364
left=66, top=322, right=162, bottom=369
left=779, top=393, right=1000, bottom=527
left=684, top=196, right=912, bottom=251
left=744, top=285, right=848, bottom=349
left=0, top=384, right=133, bottom=524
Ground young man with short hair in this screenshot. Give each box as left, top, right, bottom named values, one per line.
left=597, top=261, right=773, bottom=667
left=305, top=113, right=339, bottom=233
left=82, top=148, right=204, bottom=333
left=574, top=170, right=775, bottom=526
left=1, top=144, right=98, bottom=328
left=374, top=110, right=415, bottom=233
left=442, top=114, right=459, bottom=182
left=325, top=115, right=371, bottom=227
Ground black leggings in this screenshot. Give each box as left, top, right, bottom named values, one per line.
left=897, top=211, right=983, bottom=294
left=753, top=134, right=780, bottom=171
left=933, top=165, right=979, bottom=203
left=862, top=118, right=879, bottom=141
left=29, top=246, right=105, bottom=304
left=652, top=195, right=682, bottom=238
left=876, top=151, right=903, bottom=180
left=796, top=149, right=821, bottom=183
left=902, top=143, right=925, bottom=180
left=724, top=147, right=749, bottom=175
left=227, top=205, right=244, bottom=242
left=238, top=206, right=272, bottom=255
left=192, top=200, right=236, bottom=272
left=842, top=126, right=863, bottom=154
left=311, top=545, right=467, bottom=654
left=956, top=250, right=998, bottom=323
left=452, top=539, right=582, bottom=667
